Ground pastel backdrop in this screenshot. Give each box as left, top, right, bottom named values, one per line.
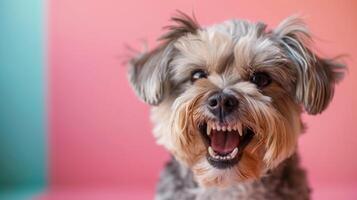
left=1, top=0, right=357, bottom=199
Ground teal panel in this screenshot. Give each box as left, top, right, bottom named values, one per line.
left=0, top=186, right=44, bottom=200
left=0, top=0, right=47, bottom=194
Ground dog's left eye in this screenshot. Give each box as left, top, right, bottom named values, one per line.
left=250, top=72, right=272, bottom=88
left=191, top=69, right=208, bottom=82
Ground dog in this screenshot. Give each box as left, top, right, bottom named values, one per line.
left=127, top=12, right=345, bottom=200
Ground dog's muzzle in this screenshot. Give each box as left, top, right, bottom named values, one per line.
left=198, top=92, right=254, bottom=169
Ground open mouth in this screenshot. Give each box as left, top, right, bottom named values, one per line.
left=199, top=122, right=254, bottom=169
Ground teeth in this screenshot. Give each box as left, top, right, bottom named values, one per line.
left=230, top=147, right=239, bottom=158
left=207, top=124, right=211, bottom=136
left=206, top=122, right=244, bottom=135
left=208, top=146, right=239, bottom=161
left=208, top=146, right=216, bottom=157
left=212, top=124, right=216, bottom=130
left=236, top=122, right=243, bottom=136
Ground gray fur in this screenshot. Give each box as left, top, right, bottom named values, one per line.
left=128, top=43, right=175, bottom=105
left=128, top=12, right=200, bottom=105
left=273, top=16, right=345, bottom=114
left=156, top=154, right=310, bottom=200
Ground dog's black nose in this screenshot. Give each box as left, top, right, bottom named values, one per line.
left=207, top=93, right=238, bottom=119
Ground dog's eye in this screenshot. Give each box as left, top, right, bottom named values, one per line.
left=191, top=69, right=208, bottom=82
left=250, top=72, right=271, bottom=88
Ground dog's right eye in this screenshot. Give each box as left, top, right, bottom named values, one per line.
left=250, top=72, right=271, bottom=88
left=191, top=69, right=208, bottom=82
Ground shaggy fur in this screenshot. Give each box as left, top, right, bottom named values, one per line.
left=128, top=11, right=345, bottom=199
left=157, top=154, right=309, bottom=200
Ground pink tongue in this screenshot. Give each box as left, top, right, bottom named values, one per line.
left=211, top=130, right=240, bottom=154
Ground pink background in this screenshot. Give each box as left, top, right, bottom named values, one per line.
left=48, top=0, right=357, bottom=199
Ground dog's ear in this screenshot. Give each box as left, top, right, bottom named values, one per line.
left=128, top=11, right=200, bottom=105
left=128, top=44, right=175, bottom=105
left=274, top=16, right=345, bottom=115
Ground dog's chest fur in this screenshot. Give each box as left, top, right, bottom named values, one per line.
left=156, top=154, right=310, bottom=200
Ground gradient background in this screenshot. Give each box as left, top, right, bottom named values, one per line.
left=1, top=0, right=357, bottom=199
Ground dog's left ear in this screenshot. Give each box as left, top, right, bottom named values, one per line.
left=128, top=43, right=175, bottom=105
left=273, top=16, right=346, bottom=115
left=128, top=11, right=200, bottom=105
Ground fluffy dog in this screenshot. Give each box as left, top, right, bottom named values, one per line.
left=128, top=12, right=345, bottom=200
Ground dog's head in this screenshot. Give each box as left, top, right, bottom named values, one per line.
left=128, top=12, right=345, bottom=187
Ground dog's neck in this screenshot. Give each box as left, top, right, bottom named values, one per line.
left=156, top=154, right=310, bottom=200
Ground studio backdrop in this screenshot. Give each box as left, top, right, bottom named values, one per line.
left=1, top=0, right=356, bottom=199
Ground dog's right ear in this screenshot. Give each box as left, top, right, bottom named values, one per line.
left=128, top=44, right=175, bottom=105
left=128, top=11, right=200, bottom=105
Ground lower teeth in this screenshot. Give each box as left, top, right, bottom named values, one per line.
left=208, top=147, right=239, bottom=160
